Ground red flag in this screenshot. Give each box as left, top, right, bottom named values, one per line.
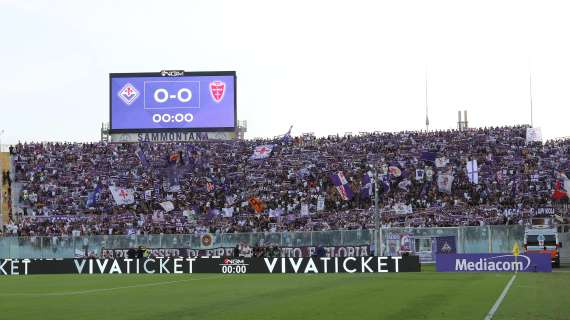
left=552, top=181, right=567, bottom=201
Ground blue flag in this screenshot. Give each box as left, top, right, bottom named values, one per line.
left=360, top=172, right=373, bottom=198
left=420, top=151, right=437, bottom=163
left=135, top=146, right=149, bottom=167
left=85, top=185, right=101, bottom=208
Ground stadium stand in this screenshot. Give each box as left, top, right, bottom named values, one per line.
left=3, top=125, right=569, bottom=237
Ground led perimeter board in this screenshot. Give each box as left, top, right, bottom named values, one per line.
left=109, top=71, right=236, bottom=133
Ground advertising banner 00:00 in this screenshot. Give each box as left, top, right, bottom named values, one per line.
left=0, top=256, right=420, bottom=276
left=435, top=253, right=552, bottom=272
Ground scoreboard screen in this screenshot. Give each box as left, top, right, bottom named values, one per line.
left=109, top=71, right=236, bottom=132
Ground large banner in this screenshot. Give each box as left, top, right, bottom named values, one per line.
left=100, top=245, right=371, bottom=259
left=0, top=257, right=420, bottom=275
left=110, top=71, right=236, bottom=132
left=435, top=253, right=552, bottom=272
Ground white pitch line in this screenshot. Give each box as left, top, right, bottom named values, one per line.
left=0, top=275, right=226, bottom=297
left=483, top=274, right=517, bottom=320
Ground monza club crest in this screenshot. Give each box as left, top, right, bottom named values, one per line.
left=209, top=81, right=226, bottom=103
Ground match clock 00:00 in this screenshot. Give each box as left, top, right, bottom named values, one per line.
left=219, top=258, right=248, bottom=274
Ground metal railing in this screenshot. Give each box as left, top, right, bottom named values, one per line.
left=0, top=225, right=549, bottom=259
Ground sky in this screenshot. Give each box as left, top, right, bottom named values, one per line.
left=1, top=0, right=570, bottom=146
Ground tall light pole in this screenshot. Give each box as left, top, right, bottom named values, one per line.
left=529, top=72, right=534, bottom=127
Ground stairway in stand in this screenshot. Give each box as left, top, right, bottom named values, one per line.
left=0, top=152, right=10, bottom=225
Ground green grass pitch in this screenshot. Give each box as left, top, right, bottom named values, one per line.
left=1, top=267, right=569, bottom=320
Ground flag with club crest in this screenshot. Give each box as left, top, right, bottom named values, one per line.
left=109, top=186, right=135, bottom=205
left=250, top=145, right=275, bottom=160
left=330, top=171, right=353, bottom=201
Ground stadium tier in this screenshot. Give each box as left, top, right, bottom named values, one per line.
left=2, top=125, right=568, bottom=238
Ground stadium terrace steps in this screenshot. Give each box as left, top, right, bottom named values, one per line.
left=0, top=152, right=10, bottom=224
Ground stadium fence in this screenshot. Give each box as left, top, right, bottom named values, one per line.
left=0, top=225, right=542, bottom=259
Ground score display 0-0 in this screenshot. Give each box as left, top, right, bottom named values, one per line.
left=110, top=72, right=236, bottom=132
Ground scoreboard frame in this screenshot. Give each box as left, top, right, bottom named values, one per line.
left=109, top=71, right=237, bottom=134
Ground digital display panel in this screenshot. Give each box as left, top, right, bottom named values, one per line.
left=110, top=71, right=236, bottom=132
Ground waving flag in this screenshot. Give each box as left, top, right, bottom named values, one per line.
left=249, top=197, right=265, bottom=213
left=388, top=166, right=402, bottom=177
left=526, top=127, right=542, bottom=143
left=109, top=186, right=135, bottom=205
left=415, top=169, right=425, bottom=181
left=282, top=125, right=293, bottom=143
left=420, top=151, right=437, bottom=163
left=360, top=172, right=373, bottom=198
left=186, top=144, right=196, bottom=169
left=135, top=146, right=149, bottom=167
left=85, top=185, right=101, bottom=208
left=552, top=180, right=567, bottom=201
left=330, top=171, right=353, bottom=201
left=160, top=201, right=175, bottom=212
left=398, top=179, right=412, bottom=192
left=269, top=208, right=284, bottom=218
left=222, top=207, right=234, bottom=218
left=437, top=174, right=454, bottom=193
left=250, top=145, right=275, bottom=160
left=466, top=160, right=479, bottom=184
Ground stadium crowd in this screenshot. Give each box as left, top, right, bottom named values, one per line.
left=3, top=125, right=569, bottom=237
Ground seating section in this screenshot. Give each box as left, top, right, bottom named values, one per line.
left=5, top=125, right=569, bottom=236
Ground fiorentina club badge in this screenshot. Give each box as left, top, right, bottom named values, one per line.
left=209, top=81, right=226, bottom=103
left=118, top=83, right=139, bottom=105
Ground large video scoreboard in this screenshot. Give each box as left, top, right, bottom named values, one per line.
left=109, top=71, right=236, bottom=133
